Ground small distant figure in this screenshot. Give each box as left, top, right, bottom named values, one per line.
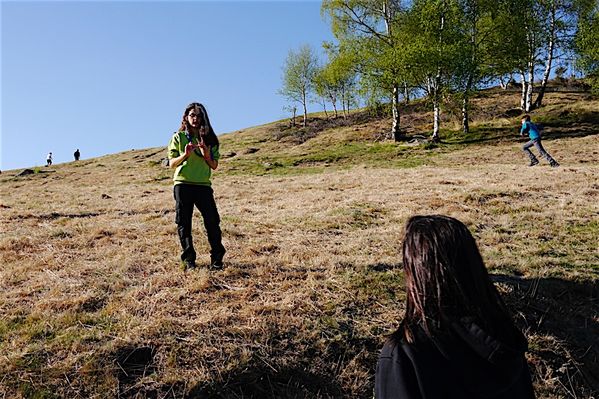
left=46, top=152, right=53, bottom=167
left=375, top=215, right=534, bottom=399
left=520, top=115, right=559, bottom=167
left=74, top=149, right=80, bottom=161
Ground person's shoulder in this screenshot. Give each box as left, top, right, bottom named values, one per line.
left=169, top=131, right=184, bottom=142
left=380, top=334, right=409, bottom=361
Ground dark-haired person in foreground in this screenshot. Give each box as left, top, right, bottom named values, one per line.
left=376, top=215, right=534, bottom=399
left=168, top=102, right=225, bottom=271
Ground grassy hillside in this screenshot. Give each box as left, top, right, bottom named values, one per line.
left=1, top=89, right=598, bottom=398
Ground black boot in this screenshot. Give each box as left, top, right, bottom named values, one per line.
left=210, top=249, right=226, bottom=270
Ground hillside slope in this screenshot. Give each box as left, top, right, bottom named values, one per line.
left=1, top=89, right=598, bottom=398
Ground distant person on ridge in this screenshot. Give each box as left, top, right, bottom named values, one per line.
left=74, top=149, right=80, bottom=161
left=46, top=152, right=52, bottom=167
left=167, top=102, right=226, bottom=271
left=520, top=115, right=559, bottom=167
left=376, top=215, right=535, bottom=399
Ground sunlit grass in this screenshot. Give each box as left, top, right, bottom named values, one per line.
left=0, top=90, right=597, bottom=398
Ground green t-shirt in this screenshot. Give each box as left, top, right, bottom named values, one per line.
left=167, top=131, right=220, bottom=186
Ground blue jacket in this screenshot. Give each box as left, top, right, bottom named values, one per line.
left=520, top=121, right=540, bottom=140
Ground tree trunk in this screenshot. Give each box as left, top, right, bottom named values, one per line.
left=534, top=1, right=556, bottom=109
left=520, top=70, right=527, bottom=110
left=522, top=25, right=535, bottom=112
left=431, top=68, right=442, bottom=141
left=322, top=99, right=328, bottom=118
left=526, top=62, right=534, bottom=112
left=329, top=93, right=338, bottom=118
left=462, top=94, right=470, bottom=135
left=432, top=2, right=445, bottom=142
left=341, top=86, right=347, bottom=118
left=391, top=84, right=402, bottom=141
left=302, top=91, right=307, bottom=127
left=403, top=82, right=410, bottom=104
left=432, top=100, right=441, bottom=142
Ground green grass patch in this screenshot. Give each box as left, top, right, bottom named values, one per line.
left=341, top=268, right=405, bottom=303
left=221, top=140, right=440, bottom=175
left=440, top=125, right=514, bottom=145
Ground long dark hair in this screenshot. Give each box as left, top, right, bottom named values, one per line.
left=397, top=215, right=523, bottom=345
left=179, top=102, right=219, bottom=147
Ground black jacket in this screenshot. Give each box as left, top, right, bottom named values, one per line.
left=375, top=321, right=535, bottom=399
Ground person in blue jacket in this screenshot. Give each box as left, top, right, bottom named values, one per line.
left=375, top=215, right=535, bottom=399
left=520, top=115, right=559, bottom=167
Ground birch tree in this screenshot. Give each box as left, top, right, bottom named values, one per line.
left=534, top=0, right=580, bottom=108
left=322, top=0, right=407, bottom=141
left=280, top=45, right=319, bottom=127
left=451, top=0, right=524, bottom=134
left=401, top=0, right=463, bottom=141
left=315, top=46, right=359, bottom=118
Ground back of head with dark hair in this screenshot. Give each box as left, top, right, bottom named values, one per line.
left=398, top=215, right=522, bottom=345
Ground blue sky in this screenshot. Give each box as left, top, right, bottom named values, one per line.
left=1, top=0, right=334, bottom=170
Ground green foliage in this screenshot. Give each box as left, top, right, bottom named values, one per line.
left=575, top=1, right=599, bottom=93
left=322, top=0, right=410, bottom=113
left=279, top=45, right=320, bottom=125
left=314, top=46, right=359, bottom=117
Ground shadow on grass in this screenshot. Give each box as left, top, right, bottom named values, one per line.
left=56, top=263, right=599, bottom=399
left=539, top=110, right=599, bottom=140
left=187, top=366, right=344, bottom=399
left=181, top=272, right=598, bottom=398
left=491, top=274, right=599, bottom=396
left=438, top=111, right=599, bottom=146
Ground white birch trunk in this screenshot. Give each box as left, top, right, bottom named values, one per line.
left=433, top=100, right=441, bottom=142
left=535, top=1, right=556, bottom=108
left=520, top=70, right=527, bottom=110
left=302, top=90, right=308, bottom=127
left=526, top=62, right=534, bottom=112
left=432, top=73, right=442, bottom=141
left=341, top=86, right=347, bottom=118
left=431, top=2, right=445, bottom=141
left=391, top=85, right=402, bottom=141
left=462, top=93, right=469, bottom=135
left=329, top=92, right=338, bottom=118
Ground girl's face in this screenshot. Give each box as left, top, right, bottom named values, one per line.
left=187, top=108, right=203, bottom=129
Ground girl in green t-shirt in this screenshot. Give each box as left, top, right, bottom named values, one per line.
left=167, top=102, right=225, bottom=270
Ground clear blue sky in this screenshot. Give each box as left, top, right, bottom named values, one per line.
left=1, top=0, right=334, bottom=170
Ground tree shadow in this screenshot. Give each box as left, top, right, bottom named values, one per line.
left=490, top=274, right=599, bottom=396
left=186, top=365, right=345, bottom=399
left=110, top=268, right=597, bottom=398
left=433, top=106, right=599, bottom=146
left=539, top=110, right=599, bottom=140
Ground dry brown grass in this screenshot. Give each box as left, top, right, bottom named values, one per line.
left=0, top=90, right=598, bottom=398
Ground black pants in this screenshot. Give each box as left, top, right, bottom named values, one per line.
left=174, top=184, right=225, bottom=263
